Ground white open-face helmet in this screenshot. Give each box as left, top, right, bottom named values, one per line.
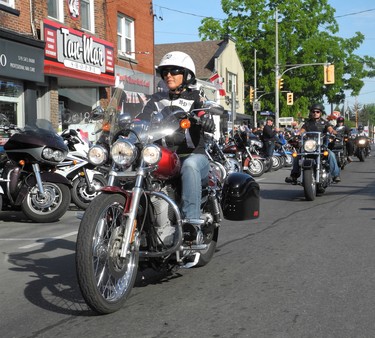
left=157, top=51, right=196, bottom=86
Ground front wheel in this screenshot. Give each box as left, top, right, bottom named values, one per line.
left=76, top=193, right=139, bottom=314
left=358, top=148, right=365, bottom=162
left=244, top=158, right=264, bottom=177
left=21, top=182, right=71, bottom=223
left=71, top=174, right=107, bottom=210
left=302, top=169, right=316, bottom=201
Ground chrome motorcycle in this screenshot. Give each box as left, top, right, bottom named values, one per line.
left=75, top=83, right=260, bottom=314
left=292, top=131, right=331, bottom=201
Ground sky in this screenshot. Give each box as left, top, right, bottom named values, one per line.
left=153, top=0, right=375, bottom=110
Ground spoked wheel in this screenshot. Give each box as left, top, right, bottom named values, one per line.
left=284, top=154, right=293, bottom=167
left=71, top=174, right=107, bottom=210
left=302, top=169, right=317, bottom=201
left=76, top=193, right=139, bottom=314
left=224, top=157, right=242, bottom=174
left=21, top=182, right=71, bottom=223
left=244, top=158, right=264, bottom=177
left=271, top=155, right=283, bottom=171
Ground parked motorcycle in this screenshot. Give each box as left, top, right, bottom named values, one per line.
left=292, top=131, right=331, bottom=201
left=75, top=83, right=260, bottom=314
left=1, top=119, right=71, bottom=222
left=58, top=129, right=107, bottom=210
left=223, top=135, right=265, bottom=177
left=205, top=133, right=241, bottom=180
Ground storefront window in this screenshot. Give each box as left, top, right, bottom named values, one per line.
left=0, top=79, right=23, bottom=125
left=58, top=87, right=98, bottom=130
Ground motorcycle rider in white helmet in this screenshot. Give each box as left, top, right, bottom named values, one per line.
left=138, top=51, right=215, bottom=224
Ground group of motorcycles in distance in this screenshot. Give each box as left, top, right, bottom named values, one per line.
left=209, top=118, right=371, bottom=202
left=208, top=127, right=294, bottom=180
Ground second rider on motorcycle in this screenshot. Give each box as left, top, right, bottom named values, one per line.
left=137, top=51, right=215, bottom=224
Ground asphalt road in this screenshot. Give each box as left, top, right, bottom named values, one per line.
left=1, top=153, right=374, bottom=338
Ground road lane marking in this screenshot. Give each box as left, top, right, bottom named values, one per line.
left=0, top=231, right=78, bottom=249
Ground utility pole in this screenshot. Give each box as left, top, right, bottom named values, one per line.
left=254, top=49, right=258, bottom=128
left=275, top=8, right=280, bottom=128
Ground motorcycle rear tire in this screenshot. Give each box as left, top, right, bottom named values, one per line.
left=21, top=182, right=71, bottom=223
left=71, top=174, right=107, bottom=210
left=196, top=227, right=219, bottom=267
left=76, top=193, right=139, bottom=314
left=303, top=169, right=316, bottom=201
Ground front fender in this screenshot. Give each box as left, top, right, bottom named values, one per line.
left=14, top=172, right=72, bottom=206
left=301, top=159, right=315, bottom=169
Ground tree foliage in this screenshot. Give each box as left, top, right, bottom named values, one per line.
left=198, top=0, right=375, bottom=119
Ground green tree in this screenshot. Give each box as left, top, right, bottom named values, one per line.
left=198, top=0, right=375, bottom=119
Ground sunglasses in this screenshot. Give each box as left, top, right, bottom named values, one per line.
left=160, top=68, right=184, bottom=78
left=312, top=110, right=321, bottom=114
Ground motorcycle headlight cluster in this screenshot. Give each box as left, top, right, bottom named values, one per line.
left=111, top=139, right=137, bottom=166
left=142, top=144, right=161, bottom=165
left=88, top=145, right=108, bottom=166
left=358, top=138, right=367, bottom=145
left=304, top=139, right=317, bottom=152
left=42, top=147, right=66, bottom=162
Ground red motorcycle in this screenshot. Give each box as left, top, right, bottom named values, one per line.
left=75, top=82, right=260, bottom=314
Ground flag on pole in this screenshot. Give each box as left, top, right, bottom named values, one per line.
left=209, top=72, right=226, bottom=96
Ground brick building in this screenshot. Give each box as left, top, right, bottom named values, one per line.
left=0, top=0, right=154, bottom=132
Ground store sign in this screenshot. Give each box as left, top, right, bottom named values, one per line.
left=115, top=66, right=153, bottom=94
left=0, top=38, right=44, bottom=82
left=43, top=19, right=114, bottom=85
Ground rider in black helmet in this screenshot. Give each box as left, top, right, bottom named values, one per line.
left=285, top=103, right=341, bottom=184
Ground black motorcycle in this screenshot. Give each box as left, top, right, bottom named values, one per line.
left=1, top=119, right=71, bottom=222
left=354, top=133, right=370, bottom=162
left=293, top=131, right=332, bottom=201
left=328, top=125, right=348, bottom=169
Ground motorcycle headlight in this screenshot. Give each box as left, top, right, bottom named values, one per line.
left=42, top=147, right=66, bottom=162
left=88, top=145, right=108, bottom=166
left=111, top=139, right=137, bottom=166
left=304, top=139, right=317, bottom=152
left=142, top=144, right=161, bottom=165
left=358, top=139, right=366, bottom=145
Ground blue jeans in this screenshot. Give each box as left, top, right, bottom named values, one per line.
left=180, top=153, right=210, bottom=220
left=291, top=149, right=340, bottom=177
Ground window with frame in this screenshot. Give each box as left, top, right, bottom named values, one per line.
left=48, top=0, right=64, bottom=22
left=0, top=0, right=15, bottom=7
left=81, top=0, right=95, bottom=32
left=227, top=72, right=238, bottom=93
left=117, top=14, right=135, bottom=59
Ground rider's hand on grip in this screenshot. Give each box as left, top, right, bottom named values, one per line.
left=201, top=117, right=215, bottom=133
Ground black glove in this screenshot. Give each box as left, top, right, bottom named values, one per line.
left=201, top=118, right=215, bottom=133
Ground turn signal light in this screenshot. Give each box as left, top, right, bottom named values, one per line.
left=292, top=152, right=298, bottom=158
left=180, top=119, right=191, bottom=129
left=323, top=150, right=329, bottom=156
left=19, top=160, right=25, bottom=166
left=102, top=122, right=111, bottom=132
